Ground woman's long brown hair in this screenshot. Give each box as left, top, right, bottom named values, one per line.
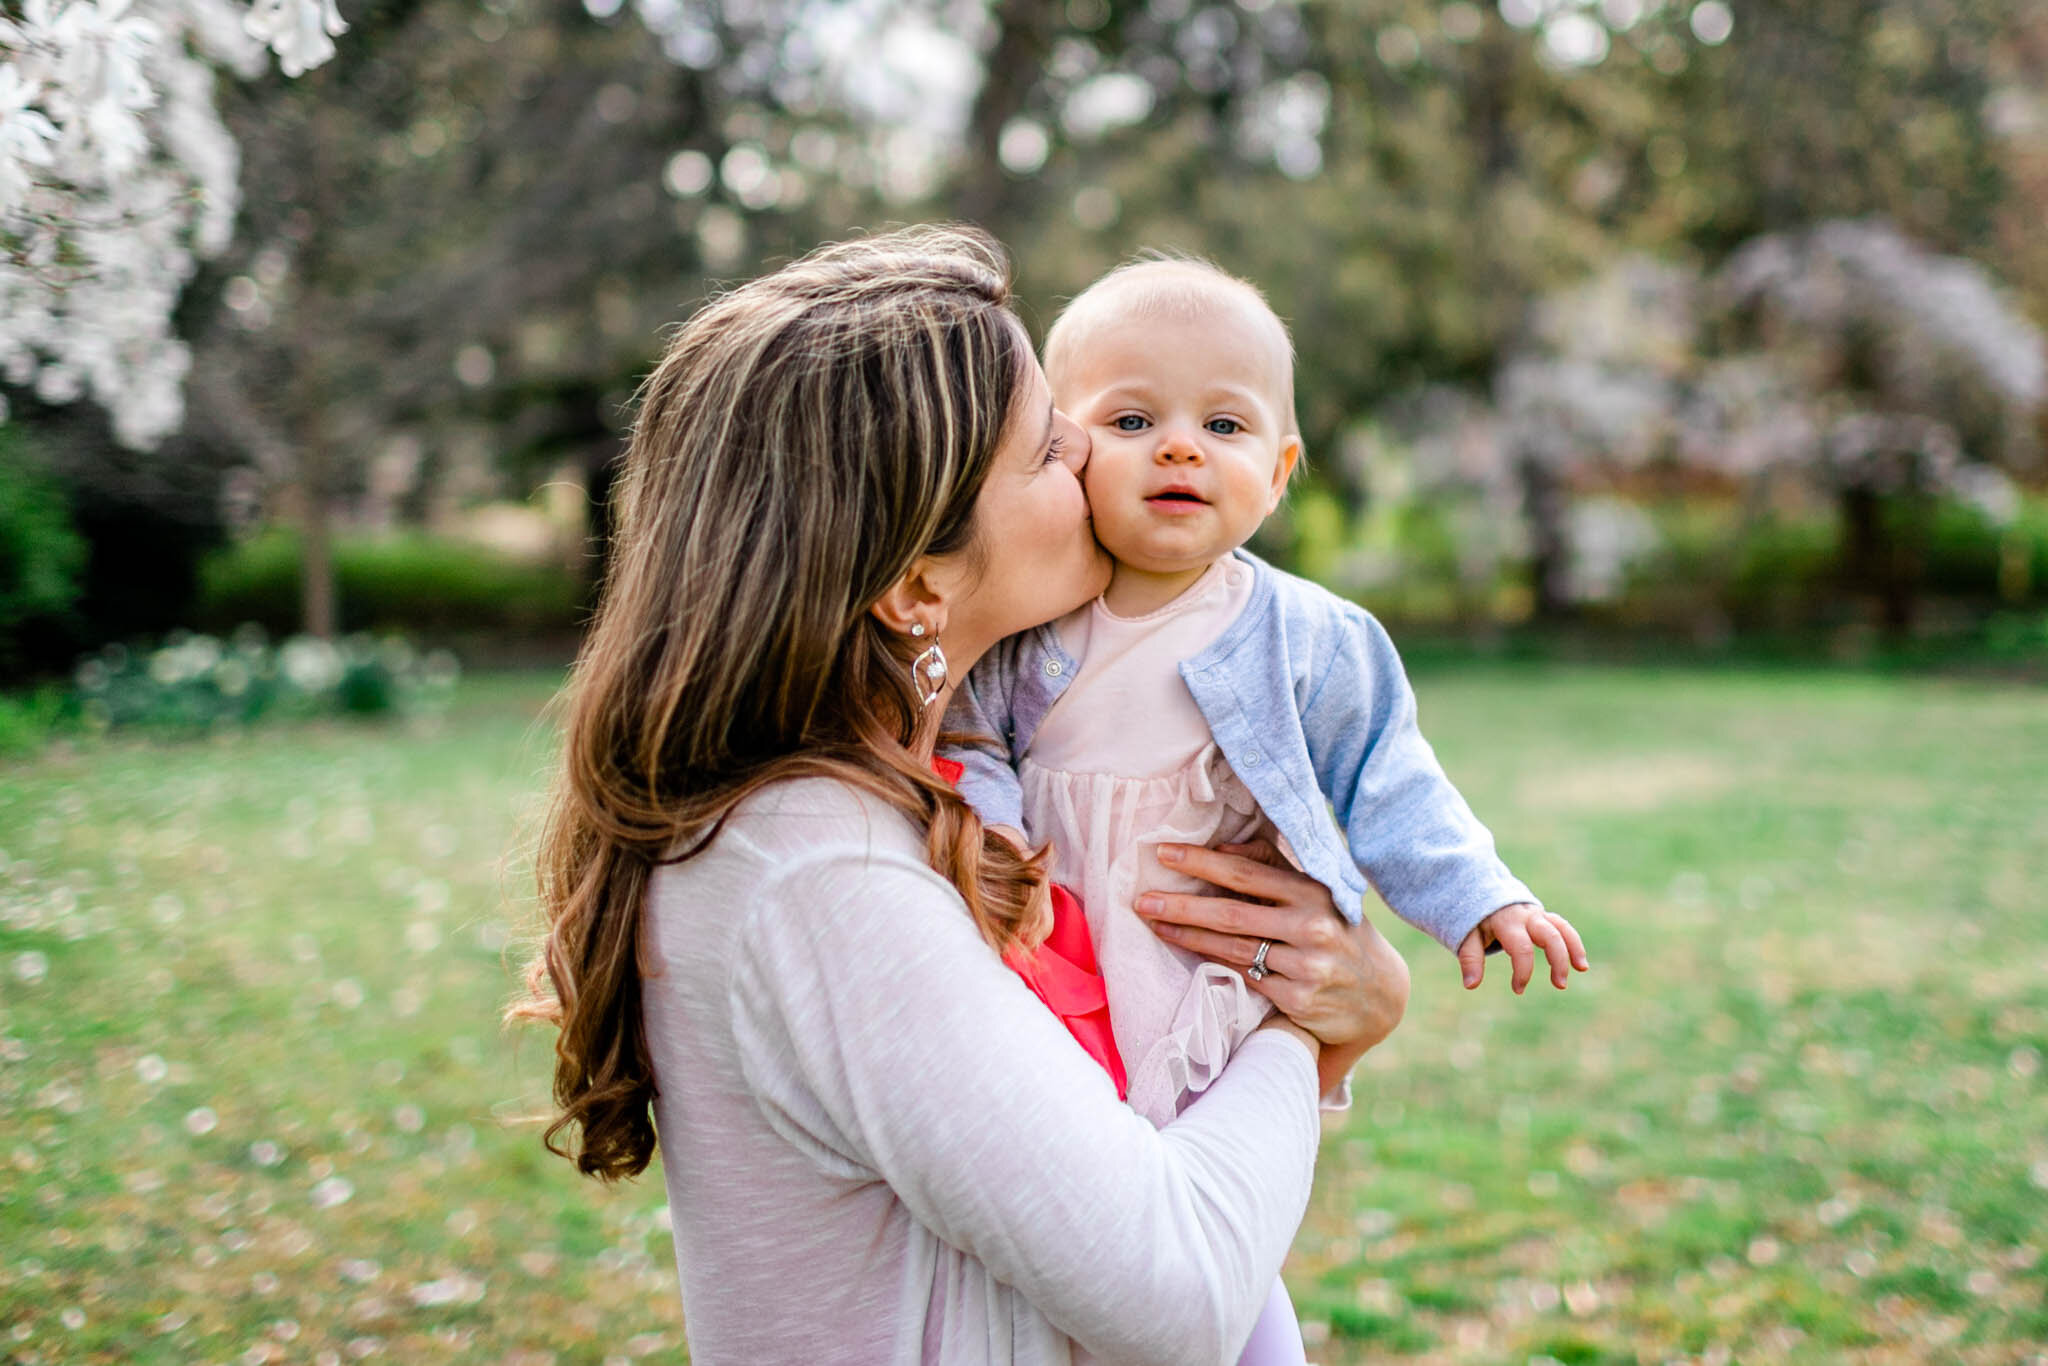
left=509, top=226, right=1048, bottom=1181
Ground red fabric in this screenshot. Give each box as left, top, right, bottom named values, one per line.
left=931, top=756, right=1128, bottom=1099
left=1004, top=884, right=1129, bottom=1099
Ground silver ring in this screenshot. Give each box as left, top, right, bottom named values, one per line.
left=1247, top=939, right=1273, bottom=982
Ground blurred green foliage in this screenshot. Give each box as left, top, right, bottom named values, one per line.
left=0, top=685, right=69, bottom=758
left=1295, top=483, right=2048, bottom=638
left=0, top=428, right=87, bottom=661
left=1717, top=497, right=2048, bottom=627
left=1926, top=498, right=2048, bottom=599
left=197, top=532, right=585, bottom=639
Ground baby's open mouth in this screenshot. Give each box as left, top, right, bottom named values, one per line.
left=1147, top=489, right=1207, bottom=504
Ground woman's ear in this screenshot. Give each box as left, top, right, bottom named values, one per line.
left=1266, top=437, right=1303, bottom=513
left=868, top=558, right=950, bottom=638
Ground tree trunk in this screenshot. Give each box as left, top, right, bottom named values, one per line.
left=299, top=441, right=338, bottom=639
left=1840, top=486, right=1917, bottom=638
left=953, top=0, right=1060, bottom=228
left=1520, top=452, right=1572, bottom=620
left=296, top=96, right=341, bottom=643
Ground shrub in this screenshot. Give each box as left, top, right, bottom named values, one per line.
left=1980, top=608, right=2048, bottom=663
left=69, top=627, right=460, bottom=736
left=1721, top=513, right=1842, bottom=628
left=197, top=531, right=586, bottom=638
left=0, top=686, right=70, bottom=757
left=1922, top=498, right=2048, bottom=602
left=0, top=428, right=88, bottom=663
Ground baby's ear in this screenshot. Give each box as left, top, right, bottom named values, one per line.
left=1267, top=437, right=1303, bottom=512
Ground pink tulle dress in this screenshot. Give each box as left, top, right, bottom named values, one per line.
left=1014, top=557, right=1307, bottom=1366
left=1020, top=557, right=1279, bottom=1129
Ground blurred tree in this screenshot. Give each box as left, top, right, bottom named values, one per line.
left=1704, top=219, right=2043, bottom=632
left=960, top=0, right=1712, bottom=509
left=1496, top=256, right=1696, bottom=615
left=1400, top=221, right=2044, bottom=631
left=189, top=0, right=883, bottom=633
left=18, top=0, right=2045, bottom=645
left=1671, top=0, right=2012, bottom=254
left=969, top=0, right=2046, bottom=446
left=0, top=0, right=349, bottom=447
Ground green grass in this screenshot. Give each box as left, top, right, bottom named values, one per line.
left=2, top=665, right=2044, bottom=1364
left=1292, top=665, right=2048, bottom=1365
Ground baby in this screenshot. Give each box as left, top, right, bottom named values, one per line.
left=946, top=258, right=1588, bottom=1360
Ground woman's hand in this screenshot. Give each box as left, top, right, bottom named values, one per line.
left=1134, top=840, right=1409, bottom=1097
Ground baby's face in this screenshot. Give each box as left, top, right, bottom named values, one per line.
left=1052, top=300, right=1299, bottom=581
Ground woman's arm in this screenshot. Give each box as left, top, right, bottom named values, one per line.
left=725, top=848, right=1321, bottom=1366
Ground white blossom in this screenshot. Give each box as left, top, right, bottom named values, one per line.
left=1499, top=355, right=1676, bottom=469
left=1563, top=498, right=1660, bottom=603
left=1, top=0, right=341, bottom=449
left=242, top=0, right=346, bottom=78
left=1677, top=356, right=1818, bottom=480
left=49, top=0, right=163, bottom=177
left=1716, top=219, right=2046, bottom=447
left=0, top=64, right=61, bottom=212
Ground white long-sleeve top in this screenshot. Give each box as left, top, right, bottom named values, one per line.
left=641, top=777, right=1323, bottom=1365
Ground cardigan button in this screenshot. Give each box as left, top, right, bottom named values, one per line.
left=1043, top=659, right=1064, bottom=678
left=1244, top=750, right=1262, bottom=765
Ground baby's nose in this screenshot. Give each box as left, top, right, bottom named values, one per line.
left=1157, top=427, right=1203, bottom=462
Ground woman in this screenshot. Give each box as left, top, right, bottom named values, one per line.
left=515, top=226, right=1410, bottom=1364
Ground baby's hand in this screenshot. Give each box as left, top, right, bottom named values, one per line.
left=1456, top=903, right=1588, bottom=994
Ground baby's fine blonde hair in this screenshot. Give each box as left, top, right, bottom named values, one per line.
left=1042, top=252, right=1299, bottom=436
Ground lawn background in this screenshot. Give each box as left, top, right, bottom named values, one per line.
left=1, top=666, right=2043, bottom=1364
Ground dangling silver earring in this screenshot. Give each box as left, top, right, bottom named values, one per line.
left=909, top=624, right=948, bottom=708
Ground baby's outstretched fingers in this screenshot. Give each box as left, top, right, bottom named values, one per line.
left=1549, top=912, right=1590, bottom=973
left=1492, top=916, right=1536, bottom=995
left=1456, top=927, right=1489, bottom=990
left=1528, top=914, right=1572, bottom=989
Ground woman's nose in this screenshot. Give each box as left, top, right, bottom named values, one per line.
left=1055, top=411, right=1090, bottom=473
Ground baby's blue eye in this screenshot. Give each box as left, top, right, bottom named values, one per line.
left=1206, top=418, right=1241, bottom=435
left=1113, top=415, right=1148, bottom=432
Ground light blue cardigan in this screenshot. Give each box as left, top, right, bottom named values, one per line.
left=942, top=549, right=1537, bottom=953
